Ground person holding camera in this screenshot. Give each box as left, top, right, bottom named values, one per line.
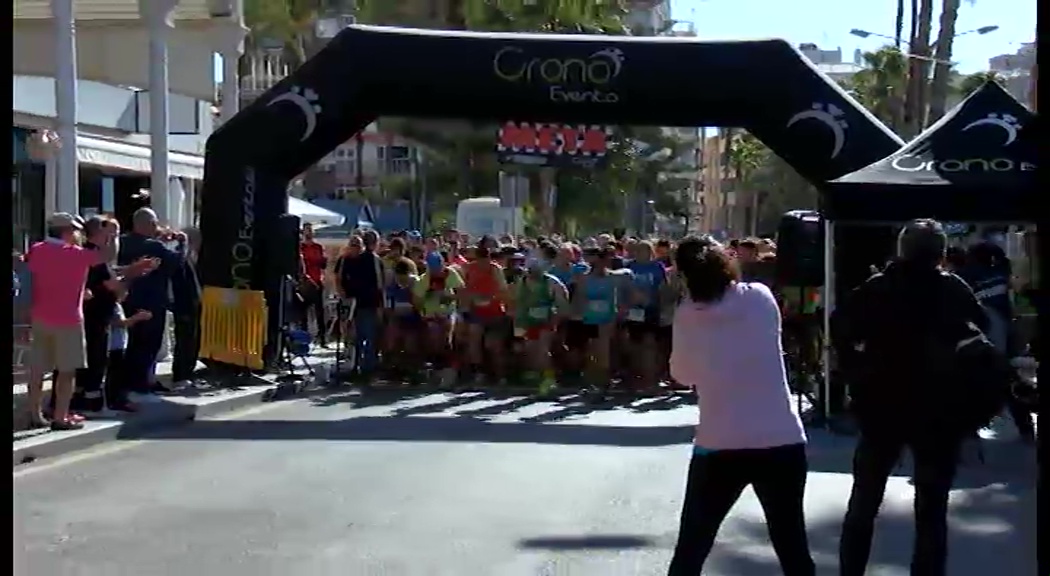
left=667, top=235, right=814, bottom=576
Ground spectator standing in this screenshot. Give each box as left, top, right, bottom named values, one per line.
left=171, top=226, right=203, bottom=386
left=832, top=219, right=999, bottom=576
left=118, top=208, right=182, bottom=394
left=75, top=216, right=136, bottom=413
left=25, top=213, right=152, bottom=430
left=338, top=229, right=385, bottom=379
left=108, top=290, right=153, bottom=408
left=299, top=223, right=327, bottom=346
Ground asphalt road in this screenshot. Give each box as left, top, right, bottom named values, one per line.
left=14, top=389, right=1037, bottom=576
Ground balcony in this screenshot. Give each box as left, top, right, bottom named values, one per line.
left=14, top=0, right=224, bottom=102
left=14, top=0, right=213, bottom=20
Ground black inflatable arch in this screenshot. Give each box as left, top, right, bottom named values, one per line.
left=199, top=25, right=902, bottom=298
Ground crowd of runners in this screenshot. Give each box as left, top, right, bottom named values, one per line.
left=298, top=227, right=794, bottom=395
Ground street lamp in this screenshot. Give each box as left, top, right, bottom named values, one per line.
left=850, top=25, right=998, bottom=47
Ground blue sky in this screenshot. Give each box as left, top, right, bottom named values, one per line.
left=215, top=0, right=1034, bottom=82
left=670, top=0, right=1035, bottom=73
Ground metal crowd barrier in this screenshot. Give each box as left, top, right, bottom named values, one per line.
left=199, top=286, right=268, bottom=370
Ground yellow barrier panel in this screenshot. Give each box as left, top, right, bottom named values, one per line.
left=199, top=286, right=268, bottom=370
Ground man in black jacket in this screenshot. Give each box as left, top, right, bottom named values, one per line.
left=171, top=227, right=202, bottom=386
left=832, top=219, right=990, bottom=576
left=118, top=208, right=183, bottom=394
left=338, top=229, right=385, bottom=379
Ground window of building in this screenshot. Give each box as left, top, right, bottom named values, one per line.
left=335, top=159, right=356, bottom=175
left=378, top=145, right=411, bottom=161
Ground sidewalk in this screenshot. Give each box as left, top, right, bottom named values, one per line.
left=13, top=347, right=339, bottom=467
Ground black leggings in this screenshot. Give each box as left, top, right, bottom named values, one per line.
left=668, top=443, right=815, bottom=576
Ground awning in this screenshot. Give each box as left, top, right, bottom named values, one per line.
left=288, top=196, right=346, bottom=229
left=76, top=134, right=205, bottom=180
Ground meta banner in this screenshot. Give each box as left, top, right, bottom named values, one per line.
left=496, top=122, right=612, bottom=168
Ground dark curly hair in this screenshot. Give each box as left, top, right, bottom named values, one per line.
left=674, top=235, right=740, bottom=303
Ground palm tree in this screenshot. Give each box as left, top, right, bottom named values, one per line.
left=903, top=0, right=935, bottom=137
left=724, top=131, right=769, bottom=235
left=844, top=47, right=909, bottom=131
left=926, top=0, right=962, bottom=123
left=894, top=0, right=905, bottom=48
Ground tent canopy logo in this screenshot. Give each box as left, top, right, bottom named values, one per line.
left=786, top=102, right=849, bottom=159
left=493, top=46, right=624, bottom=103
left=267, top=86, right=322, bottom=142
left=890, top=155, right=1035, bottom=173
left=961, top=113, right=1020, bottom=146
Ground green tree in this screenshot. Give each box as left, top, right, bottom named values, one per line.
left=243, top=0, right=323, bottom=67
left=958, top=70, right=1005, bottom=97
left=373, top=0, right=630, bottom=231
left=843, top=47, right=909, bottom=131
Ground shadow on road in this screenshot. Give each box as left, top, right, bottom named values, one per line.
left=517, top=533, right=667, bottom=551
left=710, top=473, right=1036, bottom=576
left=130, top=415, right=697, bottom=447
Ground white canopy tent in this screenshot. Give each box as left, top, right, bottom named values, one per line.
left=287, top=196, right=345, bottom=229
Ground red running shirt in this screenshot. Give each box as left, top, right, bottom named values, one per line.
left=464, top=261, right=506, bottom=318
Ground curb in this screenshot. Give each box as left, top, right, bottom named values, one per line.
left=13, top=384, right=277, bottom=467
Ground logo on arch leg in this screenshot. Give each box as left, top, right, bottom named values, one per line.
left=786, top=103, right=849, bottom=159
left=266, top=86, right=323, bottom=142
left=961, top=113, right=1020, bottom=146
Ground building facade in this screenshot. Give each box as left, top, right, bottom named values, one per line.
left=12, top=74, right=212, bottom=252
left=12, top=0, right=241, bottom=245
left=988, top=42, right=1036, bottom=105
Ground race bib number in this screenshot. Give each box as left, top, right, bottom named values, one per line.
left=394, top=301, right=413, bottom=313
left=588, top=300, right=608, bottom=313
left=514, top=326, right=527, bottom=338
left=475, top=298, right=491, bottom=308
left=627, top=308, right=646, bottom=322
left=528, top=307, right=549, bottom=320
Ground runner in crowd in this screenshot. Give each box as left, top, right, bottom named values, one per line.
left=567, top=246, right=631, bottom=389
left=459, top=243, right=510, bottom=385
left=382, top=258, right=421, bottom=379
left=414, top=251, right=463, bottom=384
left=512, top=243, right=570, bottom=395
left=624, top=240, right=668, bottom=393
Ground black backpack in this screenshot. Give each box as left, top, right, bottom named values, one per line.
left=937, top=321, right=1013, bottom=435
left=843, top=268, right=1011, bottom=436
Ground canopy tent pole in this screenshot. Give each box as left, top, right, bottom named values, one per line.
left=822, top=219, right=836, bottom=426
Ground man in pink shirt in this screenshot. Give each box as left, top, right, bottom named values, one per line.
left=25, top=213, right=155, bottom=430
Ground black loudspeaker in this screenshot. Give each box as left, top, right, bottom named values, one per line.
left=271, top=214, right=303, bottom=278
left=775, top=210, right=824, bottom=287
left=261, top=213, right=302, bottom=369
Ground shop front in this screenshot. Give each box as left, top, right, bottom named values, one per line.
left=12, top=126, right=204, bottom=242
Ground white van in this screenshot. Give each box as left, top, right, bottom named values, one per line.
left=455, top=197, right=524, bottom=240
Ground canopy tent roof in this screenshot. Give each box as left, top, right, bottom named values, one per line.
left=824, top=82, right=1036, bottom=223
left=287, top=196, right=346, bottom=229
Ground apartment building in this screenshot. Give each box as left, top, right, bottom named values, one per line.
left=798, top=43, right=865, bottom=83
left=989, top=42, right=1036, bottom=105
